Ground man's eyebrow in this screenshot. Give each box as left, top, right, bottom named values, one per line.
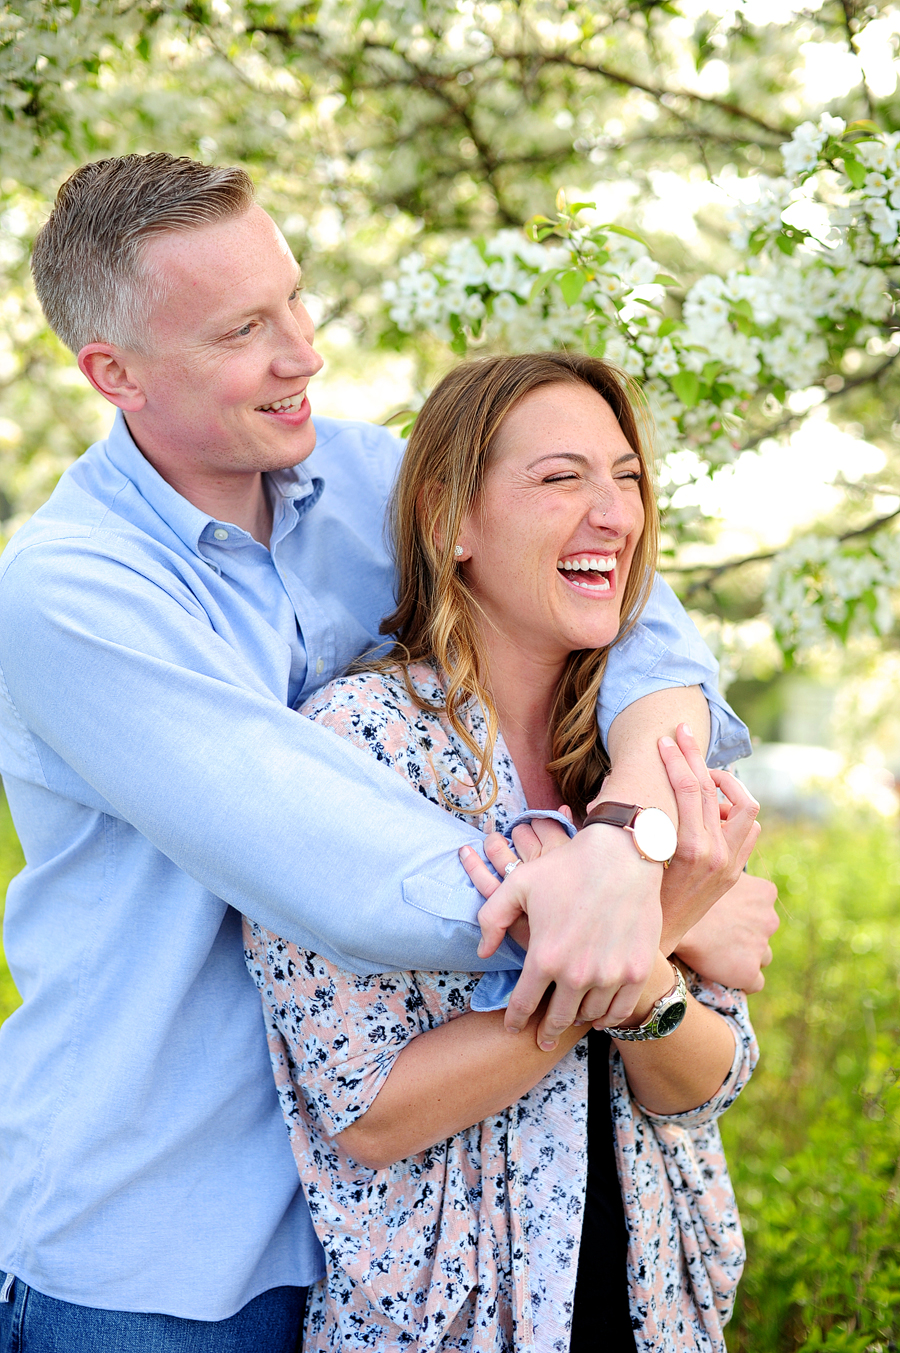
left=526, top=450, right=641, bottom=470
left=213, top=268, right=303, bottom=335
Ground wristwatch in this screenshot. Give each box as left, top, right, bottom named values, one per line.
left=604, top=963, right=688, bottom=1041
left=582, top=801, right=677, bottom=866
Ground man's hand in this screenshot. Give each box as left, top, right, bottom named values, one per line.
left=675, top=872, right=779, bottom=991
left=461, top=823, right=663, bottom=1049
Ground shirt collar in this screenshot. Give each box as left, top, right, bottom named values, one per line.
left=103, top=410, right=323, bottom=557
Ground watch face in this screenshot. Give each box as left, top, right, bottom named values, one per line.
left=632, top=807, right=678, bottom=863
left=655, top=998, right=687, bottom=1036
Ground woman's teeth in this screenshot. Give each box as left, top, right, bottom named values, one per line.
left=557, top=556, right=615, bottom=590
left=259, top=393, right=305, bottom=413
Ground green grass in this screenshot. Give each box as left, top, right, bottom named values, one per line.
left=0, top=790, right=24, bottom=1021
left=0, top=806, right=897, bottom=1346
left=724, top=820, right=900, bottom=1351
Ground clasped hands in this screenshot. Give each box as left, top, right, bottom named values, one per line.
left=459, top=723, right=779, bottom=1052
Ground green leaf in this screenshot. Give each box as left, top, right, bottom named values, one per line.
left=670, top=370, right=700, bottom=408
left=566, top=201, right=595, bottom=214
left=603, top=224, right=649, bottom=246
left=70, top=0, right=81, bottom=13
left=701, top=360, right=722, bottom=383
left=657, top=317, right=683, bottom=338
left=654, top=274, right=679, bottom=288
left=529, top=269, right=559, bottom=303
left=449, top=331, right=468, bottom=356
left=557, top=269, right=587, bottom=306
left=841, top=155, right=867, bottom=188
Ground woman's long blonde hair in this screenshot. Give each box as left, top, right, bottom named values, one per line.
left=372, top=352, right=659, bottom=816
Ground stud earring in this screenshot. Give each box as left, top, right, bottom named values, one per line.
left=454, top=544, right=464, bottom=557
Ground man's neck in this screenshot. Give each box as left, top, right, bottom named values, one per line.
left=123, top=416, right=275, bottom=547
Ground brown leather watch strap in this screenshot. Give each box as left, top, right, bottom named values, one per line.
left=582, top=801, right=642, bottom=830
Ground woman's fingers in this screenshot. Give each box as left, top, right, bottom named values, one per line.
left=710, top=768, right=761, bottom=863
left=657, top=726, right=711, bottom=839
left=458, top=842, right=504, bottom=901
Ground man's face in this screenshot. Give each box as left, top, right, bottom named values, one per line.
left=130, top=205, right=324, bottom=484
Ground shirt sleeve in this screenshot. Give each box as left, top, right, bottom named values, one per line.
left=0, top=538, right=521, bottom=978
left=598, top=574, right=751, bottom=769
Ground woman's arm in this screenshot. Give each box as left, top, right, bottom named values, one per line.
left=338, top=946, right=739, bottom=1170
left=608, top=950, right=736, bottom=1115
left=338, top=1000, right=585, bottom=1171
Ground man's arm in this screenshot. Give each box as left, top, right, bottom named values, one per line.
left=597, top=574, right=750, bottom=769
left=0, top=541, right=520, bottom=976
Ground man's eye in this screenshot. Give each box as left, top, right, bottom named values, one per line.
left=235, top=323, right=253, bottom=337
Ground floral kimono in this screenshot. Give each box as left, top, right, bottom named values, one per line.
left=244, top=662, right=757, bottom=1353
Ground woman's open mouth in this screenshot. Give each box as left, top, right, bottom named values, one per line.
left=556, top=554, right=617, bottom=593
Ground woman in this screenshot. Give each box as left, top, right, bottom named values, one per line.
left=245, top=353, right=764, bottom=1353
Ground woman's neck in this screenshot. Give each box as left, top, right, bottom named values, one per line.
left=479, top=633, right=566, bottom=813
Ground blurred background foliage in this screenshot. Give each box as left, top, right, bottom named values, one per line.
left=1, top=2, right=900, bottom=1346
left=2, top=0, right=900, bottom=739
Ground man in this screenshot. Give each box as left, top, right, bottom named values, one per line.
left=0, top=154, right=769, bottom=1350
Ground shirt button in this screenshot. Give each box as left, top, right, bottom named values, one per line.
left=214, top=528, right=229, bottom=541
left=316, top=657, right=324, bottom=675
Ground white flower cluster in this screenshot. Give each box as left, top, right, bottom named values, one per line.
left=765, top=532, right=900, bottom=655
left=730, top=116, right=900, bottom=252
left=779, top=113, right=847, bottom=178
left=379, top=114, right=900, bottom=659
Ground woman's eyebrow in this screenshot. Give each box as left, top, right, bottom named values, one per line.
left=526, top=452, right=589, bottom=470
left=525, top=450, right=641, bottom=470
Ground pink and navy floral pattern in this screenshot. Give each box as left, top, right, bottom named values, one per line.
left=244, top=662, right=758, bottom=1352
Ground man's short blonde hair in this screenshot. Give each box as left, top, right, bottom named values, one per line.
left=32, top=153, right=255, bottom=355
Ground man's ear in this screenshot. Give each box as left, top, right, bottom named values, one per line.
left=77, top=344, right=147, bottom=412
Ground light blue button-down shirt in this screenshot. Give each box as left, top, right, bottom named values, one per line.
left=0, top=411, right=749, bottom=1319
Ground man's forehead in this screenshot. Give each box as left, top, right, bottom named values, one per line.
left=143, top=208, right=301, bottom=329
left=145, top=207, right=296, bottom=277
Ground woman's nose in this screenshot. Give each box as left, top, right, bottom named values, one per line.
left=586, top=487, right=635, bottom=535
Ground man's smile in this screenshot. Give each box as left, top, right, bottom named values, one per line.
left=257, top=391, right=308, bottom=413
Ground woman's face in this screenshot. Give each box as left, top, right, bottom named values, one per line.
left=457, top=381, right=645, bottom=669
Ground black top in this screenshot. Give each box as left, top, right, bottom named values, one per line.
left=569, top=1031, right=638, bottom=1351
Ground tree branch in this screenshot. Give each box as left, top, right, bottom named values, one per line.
left=668, top=506, right=900, bottom=599
left=492, top=48, right=793, bottom=139
left=739, top=351, right=900, bottom=454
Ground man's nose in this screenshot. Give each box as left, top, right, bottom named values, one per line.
left=272, top=306, right=324, bottom=378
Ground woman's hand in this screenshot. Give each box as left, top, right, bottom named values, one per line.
left=654, top=724, right=762, bottom=955
left=675, top=872, right=779, bottom=992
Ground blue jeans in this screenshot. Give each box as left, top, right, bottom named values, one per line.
left=0, top=1275, right=306, bottom=1352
